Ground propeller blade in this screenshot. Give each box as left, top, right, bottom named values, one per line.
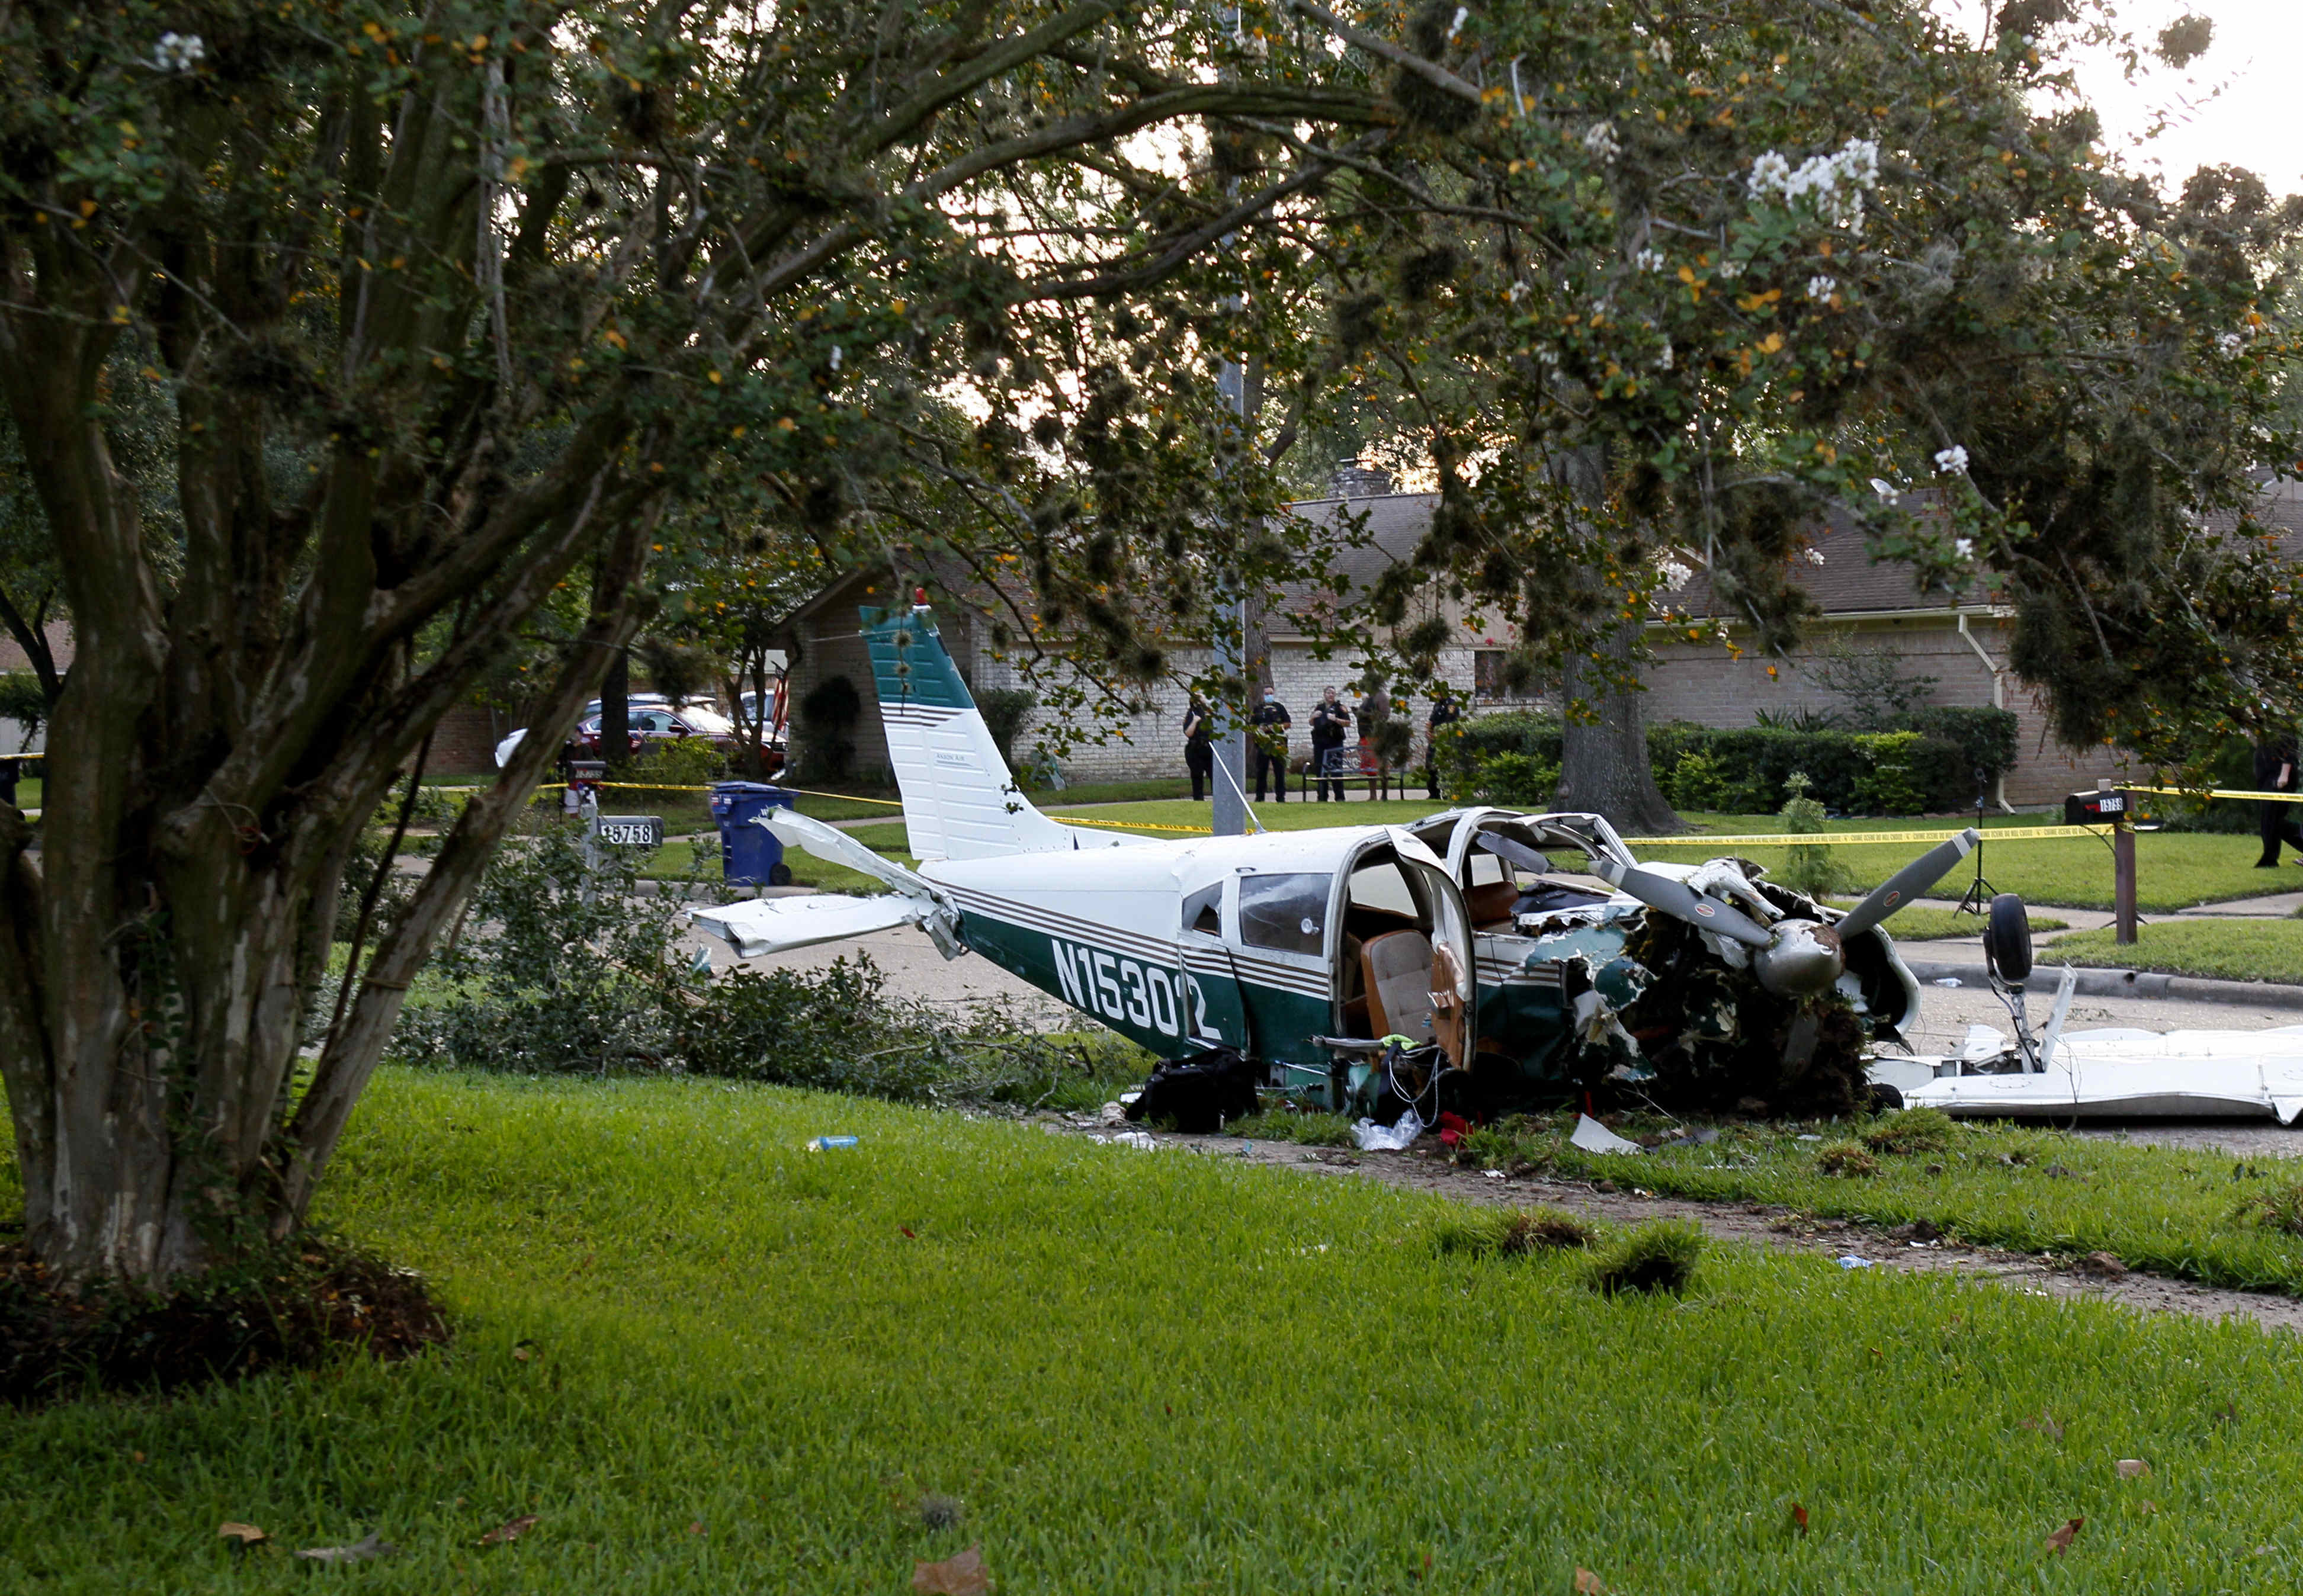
left=1835, top=828, right=1980, bottom=938
left=1474, top=832, right=1553, bottom=876
left=1591, top=859, right=1774, bottom=948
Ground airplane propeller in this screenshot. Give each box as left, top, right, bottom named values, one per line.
left=1587, top=856, right=1775, bottom=948
left=1832, top=831, right=1978, bottom=939
left=1584, top=829, right=1980, bottom=1071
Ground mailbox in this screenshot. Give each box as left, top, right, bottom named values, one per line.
left=2064, top=788, right=2136, bottom=826
left=594, top=814, right=663, bottom=848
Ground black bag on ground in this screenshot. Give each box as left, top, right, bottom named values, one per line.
left=1123, top=1046, right=1261, bottom=1133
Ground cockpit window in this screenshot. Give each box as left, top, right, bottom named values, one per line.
left=1181, top=882, right=1224, bottom=936
left=1236, top=872, right=1331, bottom=956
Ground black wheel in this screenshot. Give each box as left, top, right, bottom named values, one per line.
left=1985, top=891, right=2032, bottom=984
left=1866, top=1081, right=1906, bottom=1113
left=767, top=861, right=794, bottom=887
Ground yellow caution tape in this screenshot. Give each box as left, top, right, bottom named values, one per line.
left=1625, top=826, right=2102, bottom=847
left=1049, top=814, right=1214, bottom=834
left=2126, top=785, right=2298, bottom=804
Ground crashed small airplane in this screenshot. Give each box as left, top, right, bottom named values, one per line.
left=693, top=600, right=2010, bottom=1122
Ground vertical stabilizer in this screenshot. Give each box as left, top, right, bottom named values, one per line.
left=860, top=605, right=1100, bottom=860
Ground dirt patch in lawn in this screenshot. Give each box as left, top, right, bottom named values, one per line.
left=0, top=1235, right=450, bottom=1408
left=1057, top=1121, right=2303, bottom=1335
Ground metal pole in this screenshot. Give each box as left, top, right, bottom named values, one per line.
left=2113, top=816, right=2137, bottom=945
left=1210, top=4, right=1250, bottom=838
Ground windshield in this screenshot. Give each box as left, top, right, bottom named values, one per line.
left=1237, top=872, right=1331, bottom=957
left=674, top=706, right=734, bottom=734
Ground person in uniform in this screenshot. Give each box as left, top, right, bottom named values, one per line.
left=1308, top=686, right=1349, bottom=801
left=1183, top=696, right=1213, bottom=801
left=2256, top=728, right=2303, bottom=866
left=1426, top=686, right=1463, bottom=799
left=1250, top=687, right=1292, bottom=802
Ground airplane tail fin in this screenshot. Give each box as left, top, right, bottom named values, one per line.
left=859, top=603, right=1087, bottom=860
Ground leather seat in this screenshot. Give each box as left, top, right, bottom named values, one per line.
left=1361, top=930, right=1436, bottom=1041
left=1464, top=880, right=1519, bottom=929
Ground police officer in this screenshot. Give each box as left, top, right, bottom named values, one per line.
left=1308, top=686, right=1349, bottom=801
left=1250, top=686, right=1292, bottom=802
left=2256, top=728, right=2303, bottom=866
left=1182, top=696, right=1214, bottom=801
left=1426, top=685, right=1463, bottom=799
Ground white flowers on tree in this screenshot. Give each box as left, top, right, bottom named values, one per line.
left=1932, top=445, right=1970, bottom=474
left=1748, top=137, right=1881, bottom=233
left=150, top=31, right=204, bottom=72
left=1582, top=121, right=1621, bottom=161
left=1805, top=274, right=1838, bottom=301
left=1633, top=248, right=1666, bottom=273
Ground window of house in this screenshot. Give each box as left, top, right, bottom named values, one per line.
left=1236, top=872, right=1331, bottom=957
left=1474, top=650, right=1509, bottom=700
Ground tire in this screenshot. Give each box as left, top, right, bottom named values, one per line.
left=767, top=862, right=794, bottom=887
left=1866, top=1081, right=1906, bottom=1113
left=1985, top=891, right=2032, bottom=984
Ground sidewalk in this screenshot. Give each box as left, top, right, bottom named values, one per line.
left=1894, top=892, right=2303, bottom=1011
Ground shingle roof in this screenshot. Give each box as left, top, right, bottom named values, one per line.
left=1278, top=479, right=2303, bottom=627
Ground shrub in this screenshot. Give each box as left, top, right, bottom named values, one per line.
left=1473, top=750, right=1560, bottom=807
left=390, top=823, right=1147, bottom=1107
left=1585, top=1219, right=1704, bottom=1296
left=1773, top=773, right=1852, bottom=897
left=1863, top=1106, right=1959, bottom=1157
left=976, top=686, right=1037, bottom=772
left=625, top=736, right=729, bottom=791
left=1815, top=1141, right=1881, bottom=1178
left=1850, top=732, right=1929, bottom=816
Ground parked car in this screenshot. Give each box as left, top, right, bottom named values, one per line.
left=568, top=704, right=740, bottom=759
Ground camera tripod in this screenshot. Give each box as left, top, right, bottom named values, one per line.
left=1952, top=778, right=1997, bottom=918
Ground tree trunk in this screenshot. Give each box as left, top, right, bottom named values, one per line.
left=1554, top=620, right=1685, bottom=836
left=600, top=647, right=632, bottom=773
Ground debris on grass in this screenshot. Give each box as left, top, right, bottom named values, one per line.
left=912, top=1544, right=990, bottom=1594
left=294, top=1533, right=397, bottom=1565
left=217, top=1523, right=267, bottom=1547
left=2116, top=1459, right=2151, bottom=1479
left=1862, top=1106, right=1958, bottom=1157
left=1814, top=1141, right=1879, bottom=1178
left=918, top=1493, right=964, bottom=1531
left=2075, top=1250, right=2129, bottom=1278
left=2233, top=1179, right=2303, bottom=1237
left=2020, top=1409, right=2065, bottom=1441
left=2044, top=1516, right=2084, bottom=1556
left=1435, top=1208, right=1596, bottom=1259
left=1585, top=1220, right=1703, bottom=1298
left=479, top=1514, right=539, bottom=1546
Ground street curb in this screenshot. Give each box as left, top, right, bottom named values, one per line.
left=1903, top=959, right=2303, bottom=1013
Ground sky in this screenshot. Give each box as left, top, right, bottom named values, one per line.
left=2026, top=0, right=2303, bottom=196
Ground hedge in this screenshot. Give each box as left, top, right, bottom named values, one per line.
left=1442, top=707, right=2019, bottom=817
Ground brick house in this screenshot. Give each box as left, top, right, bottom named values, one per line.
left=771, top=484, right=2168, bottom=806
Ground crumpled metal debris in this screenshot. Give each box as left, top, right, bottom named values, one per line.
left=1569, top=1114, right=1644, bottom=1155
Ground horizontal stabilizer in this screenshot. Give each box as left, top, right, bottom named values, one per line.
left=762, top=808, right=945, bottom=900
left=692, top=894, right=931, bottom=959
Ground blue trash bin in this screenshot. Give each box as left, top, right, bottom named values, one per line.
left=710, top=781, right=798, bottom=885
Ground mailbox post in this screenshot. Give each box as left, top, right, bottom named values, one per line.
left=2064, top=782, right=2138, bottom=945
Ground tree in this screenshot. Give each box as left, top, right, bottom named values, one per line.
left=1293, top=0, right=2303, bottom=822
left=0, top=0, right=1393, bottom=1289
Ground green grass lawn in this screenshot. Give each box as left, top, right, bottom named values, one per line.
left=2047, top=920, right=2303, bottom=984
left=1462, top=1113, right=2303, bottom=1295
left=847, top=797, right=2260, bottom=913
left=17, top=1074, right=2303, bottom=1591
left=637, top=836, right=920, bottom=896
left=1832, top=904, right=2071, bottom=941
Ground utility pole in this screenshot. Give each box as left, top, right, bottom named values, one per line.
left=1211, top=358, right=1250, bottom=837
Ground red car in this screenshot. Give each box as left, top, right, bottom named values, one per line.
left=567, top=704, right=740, bottom=759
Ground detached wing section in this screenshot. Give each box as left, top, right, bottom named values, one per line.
left=693, top=894, right=939, bottom=959
left=691, top=810, right=964, bottom=959
left=1892, top=1026, right=2303, bottom=1122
